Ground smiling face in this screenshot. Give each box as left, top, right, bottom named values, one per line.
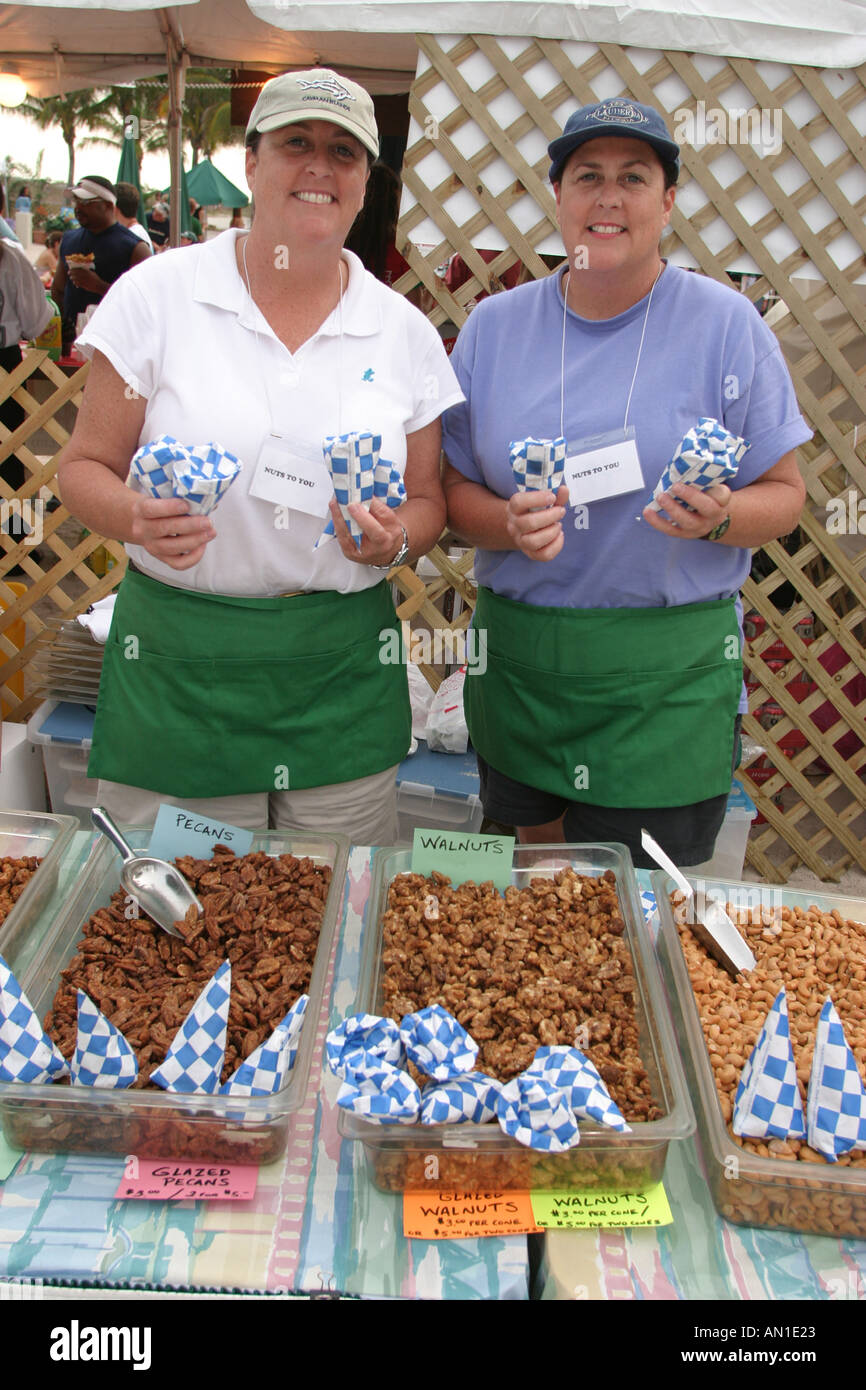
left=554, top=136, right=675, bottom=296
left=245, top=120, right=370, bottom=250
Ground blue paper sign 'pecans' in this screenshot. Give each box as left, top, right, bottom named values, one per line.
left=148, top=804, right=255, bottom=863
left=411, top=829, right=515, bottom=892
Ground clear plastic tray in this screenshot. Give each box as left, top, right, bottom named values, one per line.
left=655, top=872, right=866, bottom=1237
left=0, top=827, right=349, bottom=1165
left=0, top=810, right=78, bottom=953
left=339, top=844, right=694, bottom=1191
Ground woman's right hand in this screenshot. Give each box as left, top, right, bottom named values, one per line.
left=129, top=495, right=216, bottom=570
left=505, top=485, right=569, bottom=561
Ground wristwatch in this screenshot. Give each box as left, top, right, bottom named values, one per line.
left=374, top=524, right=410, bottom=570
left=706, top=515, right=732, bottom=542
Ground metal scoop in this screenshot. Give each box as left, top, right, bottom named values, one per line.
left=641, top=829, right=756, bottom=978
left=91, top=806, right=202, bottom=939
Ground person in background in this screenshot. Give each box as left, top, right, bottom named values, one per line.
left=33, top=229, right=63, bottom=286
left=345, top=162, right=407, bottom=286
left=52, top=175, right=150, bottom=356
left=115, top=183, right=154, bottom=253
left=228, top=207, right=245, bottom=229
left=14, top=185, right=31, bottom=213
left=0, top=185, right=20, bottom=240
left=188, top=198, right=203, bottom=241
left=0, top=239, right=52, bottom=570
left=345, top=163, right=432, bottom=311
left=146, top=201, right=170, bottom=249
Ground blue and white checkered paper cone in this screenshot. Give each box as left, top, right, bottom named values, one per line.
left=129, top=435, right=242, bottom=515
left=806, top=998, right=866, bottom=1162
left=372, top=459, right=406, bottom=508
left=71, top=989, right=138, bottom=1089
left=495, top=1074, right=580, bottom=1151
left=335, top=1064, right=422, bottom=1124
left=150, top=960, right=231, bottom=1095
left=510, top=437, right=567, bottom=493
left=646, top=417, right=748, bottom=513
left=525, top=1046, right=630, bottom=1131
left=640, top=889, right=658, bottom=931
left=325, top=1012, right=404, bottom=1080
left=172, top=443, right=242, bottom=516
left=317, top=431, right=379, bottom=549
left=399, top=1004, right=479, bottom=1081
left=222, top=993, right=308, bottom=1097
left=732, top=988, right=806, bottom=1141
left=0, top=954, right=69, bottom=1084
left=420, top=1072, right=501, bottom=1125
left=129, top=434, right=179, bottom=499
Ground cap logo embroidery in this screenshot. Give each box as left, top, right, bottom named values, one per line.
left=297, top=77, right=355, bottom=103
left=590, top=101, right=648, bottom=127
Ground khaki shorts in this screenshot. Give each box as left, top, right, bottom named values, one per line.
left=96, top=763, right=400, bottom=846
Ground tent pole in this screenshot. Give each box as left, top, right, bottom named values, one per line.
left=158, top=8, right=187, bottom=249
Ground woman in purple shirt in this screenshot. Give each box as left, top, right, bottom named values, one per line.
left=442, top=98, right=809, bottom=868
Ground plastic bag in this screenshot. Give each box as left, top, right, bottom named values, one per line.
left=407, top=661, right=436, bottom=740
left=425, top=667, right=468, bottom=754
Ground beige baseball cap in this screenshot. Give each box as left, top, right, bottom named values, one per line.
left=245, top=68, right=379, bottom=160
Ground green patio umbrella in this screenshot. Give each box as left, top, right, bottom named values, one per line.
left=116, top=134, right=146, bottom=224
left=186, top=158, right=249, bottom=209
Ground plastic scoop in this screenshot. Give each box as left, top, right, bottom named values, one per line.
left=640, top=829, right=756, bottom=978
left=91, top=806, right=202, bottom=939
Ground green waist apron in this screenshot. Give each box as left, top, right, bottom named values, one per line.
left=88, top=568, right=411, bottom=798
left=465, top=586, right=742, bottom=810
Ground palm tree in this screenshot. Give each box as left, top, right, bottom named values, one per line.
left=182, top=69, right=239, bottom=168
left=75, top=72, right=240, bottom=175
left=19, top=90, right=111, bottom=187
left=78, top=83, right=169, bottom=173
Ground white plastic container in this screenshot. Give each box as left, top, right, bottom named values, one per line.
left=395, top=779, right=483, bottom=843
left=26, top=700, right=99, bottom=825
left=687, top=780, right=757, bottom=881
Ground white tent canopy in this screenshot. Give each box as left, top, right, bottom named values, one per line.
left=251, top=0, right=866, bottom=69
left=0, top=0, right=417, bottom=97
left=4, top=0, right=866, bottom=100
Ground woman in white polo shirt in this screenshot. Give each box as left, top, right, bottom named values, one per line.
left=57, top=69, right=463, bottom=840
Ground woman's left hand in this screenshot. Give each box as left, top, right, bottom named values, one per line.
left=328, top=496, right=407, bottom=567
left=642, top=482, right=731, bottom=539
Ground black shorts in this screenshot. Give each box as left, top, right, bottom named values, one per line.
left=477, top=716, right=742, bottom=869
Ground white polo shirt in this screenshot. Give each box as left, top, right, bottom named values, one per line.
left=77, top=229, right=463, bottom=596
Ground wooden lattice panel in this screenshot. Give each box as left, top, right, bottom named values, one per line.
left=0, top=350, right=127, bottom=724
left=396, top=36, right=866, bottom=881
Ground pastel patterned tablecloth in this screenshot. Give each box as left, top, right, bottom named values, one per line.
left=2, top=845, right=866, bottom=1299
left=537, top=1136, right=866, bottom=1301
left=0, top=845, right=529, bottom=1299
left=537, top=872, right=866, bottom=1301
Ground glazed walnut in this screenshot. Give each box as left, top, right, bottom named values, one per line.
left=382, top=867, right=660, bottom=1123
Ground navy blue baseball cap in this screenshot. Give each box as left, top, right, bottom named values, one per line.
left=548, top=98, right=681, bottom=184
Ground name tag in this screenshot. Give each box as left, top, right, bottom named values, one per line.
left=564, top=427, right=644, bottom=506
left=248, top=433, right=332, bottom=518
